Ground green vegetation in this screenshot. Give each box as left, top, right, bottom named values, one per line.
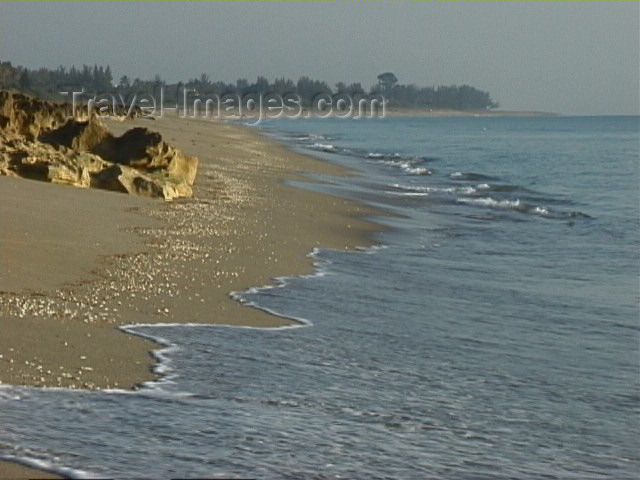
left=0, top=60, right=499, bottom=111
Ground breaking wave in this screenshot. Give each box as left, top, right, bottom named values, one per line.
left=457, top=196, right=590, bottom=219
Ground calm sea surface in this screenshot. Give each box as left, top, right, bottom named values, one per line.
left=1, top=116, right=638, bottom=479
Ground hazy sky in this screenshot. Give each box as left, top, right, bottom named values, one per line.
left=1, top=1, right=638, bottom=115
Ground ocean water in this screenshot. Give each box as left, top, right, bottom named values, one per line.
left=1, top=116, right=638, bottom=479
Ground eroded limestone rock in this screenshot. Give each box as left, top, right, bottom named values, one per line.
left=0, top=90, right=198, bottom=200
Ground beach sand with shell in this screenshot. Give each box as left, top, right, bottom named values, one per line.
left=0, top=116, right=381, bottom=478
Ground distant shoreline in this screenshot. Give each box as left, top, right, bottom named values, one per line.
left=384, top=107, right=559, bottom=117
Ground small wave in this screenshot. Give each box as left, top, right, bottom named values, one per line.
left=231, top=244, right=389, bottom=323
left=119, top=246, right=384, bottom=394
left=0, top=387, right=23, bottom=400
left=405, top=166, right=431, bottom=176
left=388, top=183, right=428, bottom=192
left=300, top=133, right=326, bottom=141
left=458, top=197, right=549, bottom=217
left=284, top=132, right=327, bottom=142
left=533, top=206, right=549, bottom=216
left=387, top=191, right=430, bottom=197
left=458, top=197, right=522, bottom=209
left=389, top=184, right=476, bottom=195
left=451, top=178, right=533, bottom=195
left=119, top=326, right=183, bottom=389
left=429, top=186, right=476, bottom=195
left=308, top=142, right=337, bottom=153
left=456, top=186, right=477, bottom=195
left=355, top=244, right=389, bottom=254
left=303, top=145, right=438, bottom=177
left=121, top=318, right=312, bottom=394
left=457, top=196, right=590, bottom=220
left=481, top=183, right=531, bottom=194
left=386, top=183, right=430, bottom=197
left=450, top=172, right=496, bottom=181
left=359, top=151, right=435, bottom=175
left=380, top=160, right=431, bottom=176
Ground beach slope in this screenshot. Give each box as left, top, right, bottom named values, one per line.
left=0, top=116, right=381, bottom=477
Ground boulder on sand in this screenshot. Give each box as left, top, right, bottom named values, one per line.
left=0, top=90, right=198, bottom=200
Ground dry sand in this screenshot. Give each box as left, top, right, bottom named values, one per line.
left=0, top=116, right=382, bottom=478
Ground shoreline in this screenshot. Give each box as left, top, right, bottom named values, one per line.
left=0, top=116, right=384, bottom=478
left=384, top=107, right=558, bottom=117
left=0, top=460, right=65, bottom=480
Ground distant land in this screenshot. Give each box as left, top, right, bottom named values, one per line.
left=385, top=107, right=558, bottom=117
left=0, top=60, right=502, bottom=113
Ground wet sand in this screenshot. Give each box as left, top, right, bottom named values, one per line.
left=0, top=460, right=63, bottom=479
left=0, top=116, right=381, bottom=478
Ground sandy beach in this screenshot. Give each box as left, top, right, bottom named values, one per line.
left=0, top=115, right=381, bottom=478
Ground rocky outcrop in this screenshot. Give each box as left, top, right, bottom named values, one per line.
left=0, top=90, right=198, bottom=200
left=0, top=90, right=69, bottom=139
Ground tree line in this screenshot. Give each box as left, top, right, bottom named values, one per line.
left=0, top=61, right=499, bottom=111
